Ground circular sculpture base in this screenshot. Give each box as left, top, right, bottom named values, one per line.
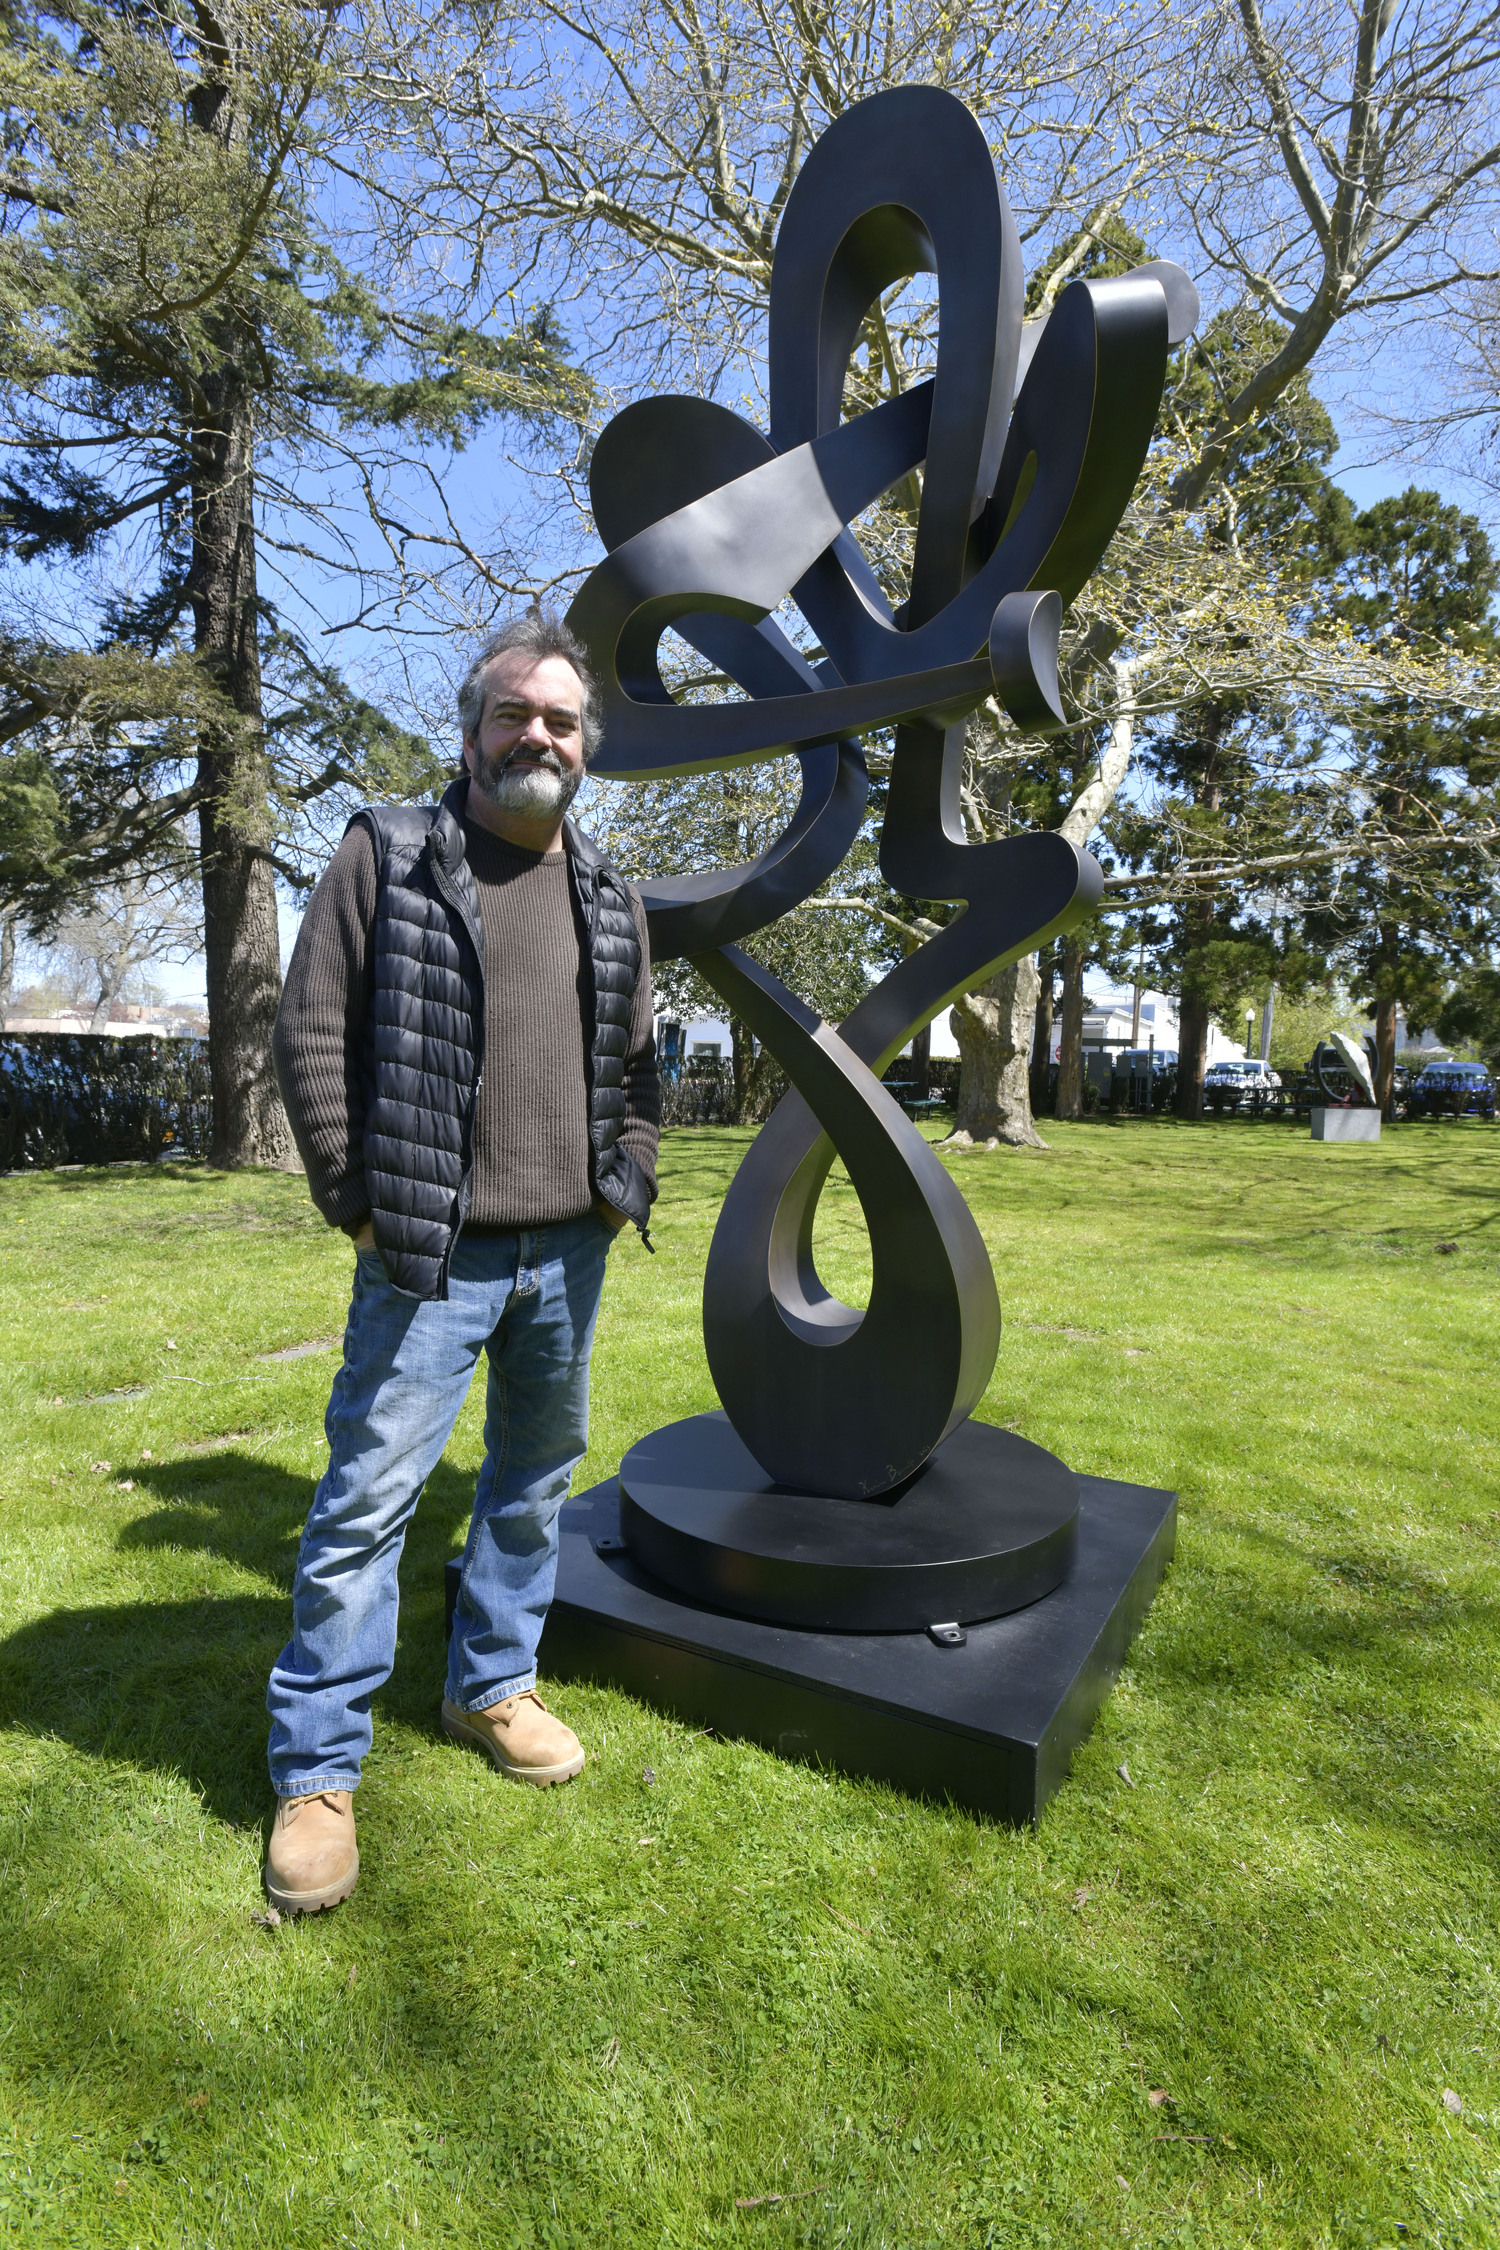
left=618, top=1412, right=1079, bottom=1632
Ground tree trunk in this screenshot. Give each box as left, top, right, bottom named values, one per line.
left=0, top=910, right=14, bottom=1021
left=729, top=1014, right=754, bottom=1125
left=1029, top=944, right=1055, bottom=1114
left=942, top=954, right=1045, bottom=1149
left=88, top=932, right=130, bottom=1034
left=910, top=1022, right=931, bottom=1102
left=1174, top=992, right=1211, bottom=1119
left=1173, top=894, right=1215, bottom=1121
left=190, top=370, right=293, bottom=1169
left=1374, top=994, right=1399, bottom=1116
left=187, top=54, right=292, bottom=1171
left=1053, top=939, right=1087, bottom=1119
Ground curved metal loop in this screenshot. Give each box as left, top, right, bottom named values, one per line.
left=563, top=83, right=1195, bottom=1498
left=766, top=81, right=1023, bottom=626
left=696, top=942, right=1000, bottom=1500
left=568, top=86, right=1196, bottom=776
left=698, top=719, right=1101, bottom=1497
left=587, top=392, right=870, bottom=958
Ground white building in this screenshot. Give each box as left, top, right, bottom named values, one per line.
left=1051, top=984, right=1244, bottom=1068
left=656, top=1011, right=734, bottom=1067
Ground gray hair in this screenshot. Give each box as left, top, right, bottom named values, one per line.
left=456, top=612, right=604, bottom=760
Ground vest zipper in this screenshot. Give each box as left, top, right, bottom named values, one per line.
left=426, top=836, right=487, bottom=1297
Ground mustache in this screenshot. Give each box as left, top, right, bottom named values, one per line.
left=497, top=742, right=567, bottom=777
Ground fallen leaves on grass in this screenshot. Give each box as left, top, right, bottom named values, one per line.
left=642, top=1766, right=657, bottom=1786
left=1148, top=2090, right=1172, bottom=2109
left=1443, top=2089, right=1463, bottom=2115
left=1117, top=1763, right=1135, bottom=1788
left=89, top=1461, right=111, bottom=1475
left=249, top=1907, right=281, bottom=1930
left=1073, top=1887, right=1092, bottom=1909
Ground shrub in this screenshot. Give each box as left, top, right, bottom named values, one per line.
left=661, top=1062, right=736, bottom=1127
left=0, top=1034, right=213, bottom=1170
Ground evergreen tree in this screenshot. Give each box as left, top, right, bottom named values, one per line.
left=1305, top=489, right=1499, bottom=1110
left=1105, top=311, right=1350, bottom=1117
left=0, top=0, right=588, bottom=1161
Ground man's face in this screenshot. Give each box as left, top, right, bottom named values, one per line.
left=464, top=652, right=588, bottom=819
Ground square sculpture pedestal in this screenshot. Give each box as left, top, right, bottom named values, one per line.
left=1311, top=1105, right=1381, bottom=1142
left=445, top=1471, right=1177, bottom=1825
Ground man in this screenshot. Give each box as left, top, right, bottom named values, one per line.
left=263, top=612, right=658, bottom=1915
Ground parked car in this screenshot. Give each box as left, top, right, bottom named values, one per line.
left=1407, top=1060, right=1496, bottom=1118
left=1204, top=1058, right=1283, bottom=1112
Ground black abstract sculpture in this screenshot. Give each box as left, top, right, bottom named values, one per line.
left=504, top=86, right=1192, bottom=1817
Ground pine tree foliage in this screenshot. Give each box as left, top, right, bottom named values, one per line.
left=0, top=0, right=593, bottom=1159
left=0, top=0, right=589, bottom=913
left=1305, top=489, right=1500, bottom=1101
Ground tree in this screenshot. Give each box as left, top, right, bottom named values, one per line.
left=1305, top=489, right=1499, bottom=1110
left=1437, top=964, right=1500, bottom=1068
left=29, top=877, right=200, bottom=1031
left=1262, top=980, right=1367, bottom=1073
left=368, top=0, right=1500, bottom=1141
left=0, top=0, right=589, bottom=1162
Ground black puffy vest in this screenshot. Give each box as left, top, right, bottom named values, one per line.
left=351, top=778, right=652, bottom=1300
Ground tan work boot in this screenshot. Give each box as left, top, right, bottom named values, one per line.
left=441, top=1690, right=585, bottom=1786
left=264, top=1790, right=358, bottom=1914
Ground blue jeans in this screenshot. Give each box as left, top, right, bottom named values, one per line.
left=266, top=1215, right=614, bottom=1797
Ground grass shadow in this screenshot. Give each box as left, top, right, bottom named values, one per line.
left=1146, top=1506, right=1500, bottom=1865
left=0, top=1450, right=476, bottom=1823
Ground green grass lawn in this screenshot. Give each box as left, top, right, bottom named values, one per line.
left=0, top=1117, right=1497, bottom=2248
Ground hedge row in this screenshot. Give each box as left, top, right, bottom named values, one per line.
left=0, top=1034, right=213, bottom=1170
left=0, top=1032, right=961, bottom=1169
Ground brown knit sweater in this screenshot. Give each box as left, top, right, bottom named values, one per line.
left=273, top=814, right=658, bottom=1233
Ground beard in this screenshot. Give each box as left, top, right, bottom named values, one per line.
left=468, top=740, right=583, bottom=818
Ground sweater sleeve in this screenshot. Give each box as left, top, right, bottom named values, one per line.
left=619, top=888, right=660, bottom=1201
left=272, top=823, right=378, bottom=1230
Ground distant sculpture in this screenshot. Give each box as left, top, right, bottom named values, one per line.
left=566, top=85, right=1198, bottom=1630
left=1317, top=1032, right=1379, bottom=1106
